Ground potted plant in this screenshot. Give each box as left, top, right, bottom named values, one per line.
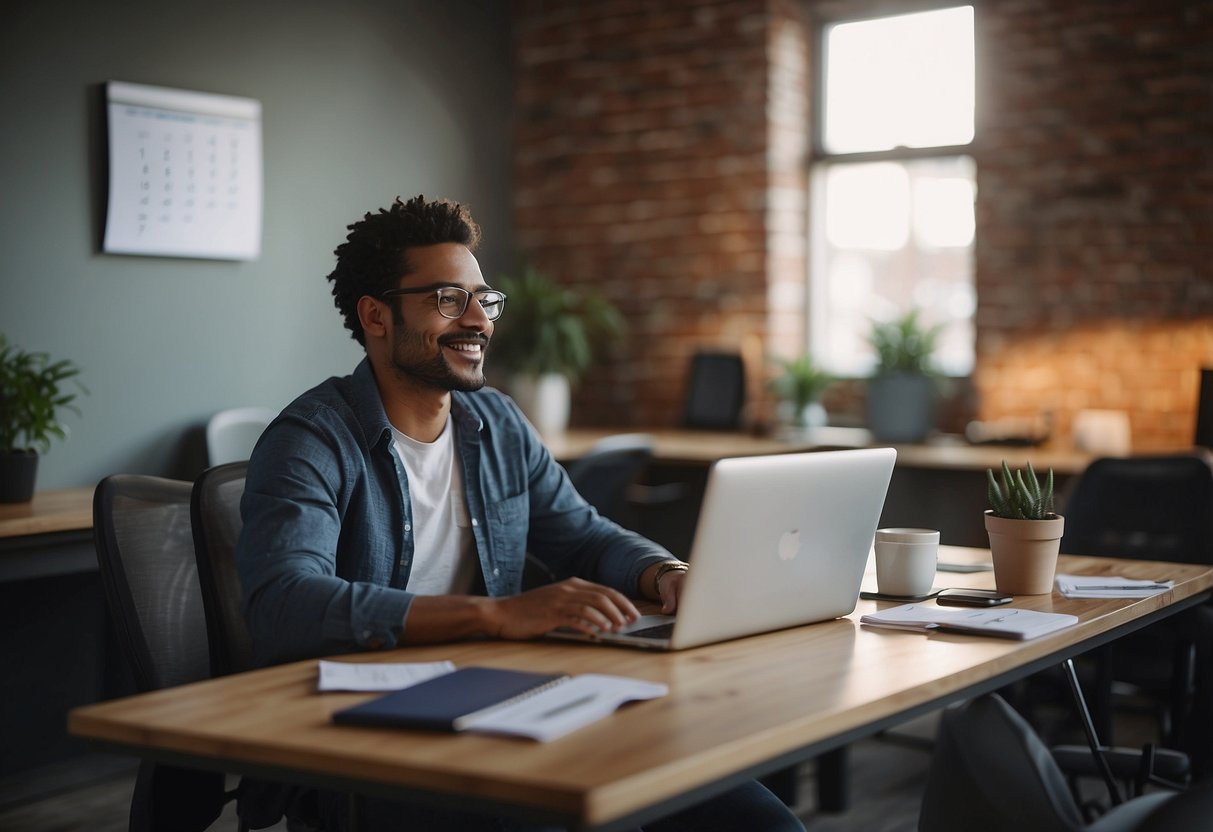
left=0, top=334, right=84, bottom=502
left=984, top=460, right=1065, bottom=594
left=492, top=264, right=624, bottom=436
left=769, top=354, right=832, bottom=433
left=865, top=309, right=943, bottom=443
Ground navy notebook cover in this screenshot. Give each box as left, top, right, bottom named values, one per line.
left=332, top=666, right=567, bottom=732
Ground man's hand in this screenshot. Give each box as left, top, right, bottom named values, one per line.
left=640, top=561, right=689, bottom=614
left=486, top=578, right=641, bottom=640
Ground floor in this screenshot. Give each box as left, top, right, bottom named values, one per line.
left=0, top=724, right=934, bottom=832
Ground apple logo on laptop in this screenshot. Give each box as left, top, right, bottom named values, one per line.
left=777, top=529, right=801, bottom=561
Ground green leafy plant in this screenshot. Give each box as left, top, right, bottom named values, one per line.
left=492, top=264, right=624, bottom=383
left=986, top=460, right=1055, bottom=520
left=0, top=334, right=85, bottom=454
left=868, top=309, right=943, bottom=376
left=770, top=355, right=832, bottom=426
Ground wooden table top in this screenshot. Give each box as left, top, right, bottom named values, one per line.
left=545, top=427, right=1097, bottom=474
left=0, top=486, right=93, bottom=539
left=69, top=549, right=1212, bottom=829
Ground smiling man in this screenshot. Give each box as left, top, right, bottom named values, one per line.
left=235, top=195, right=804, bottom=832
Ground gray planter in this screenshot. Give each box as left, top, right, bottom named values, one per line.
left=866, top=373, right=935, bottom=443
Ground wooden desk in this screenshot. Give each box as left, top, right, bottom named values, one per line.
left=69, top=551, right=1212, bottom=831
left=546, top=426, right=1095, bottom=474
left=0, top=486, right=93, bottom=539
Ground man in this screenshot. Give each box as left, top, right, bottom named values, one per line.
left=236, top=195, right=804, bottom=831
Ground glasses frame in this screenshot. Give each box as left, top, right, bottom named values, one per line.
left=379, top=284, right=507, bottom=321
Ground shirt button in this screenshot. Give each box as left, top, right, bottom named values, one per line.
left=493, top=567, right=500, bottom=576
left=471, top=518, right=479, bottom=527
left=404, top=523, right=411, bottom=532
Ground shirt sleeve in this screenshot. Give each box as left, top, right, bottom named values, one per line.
left=236, top=410, right=413, bottom=666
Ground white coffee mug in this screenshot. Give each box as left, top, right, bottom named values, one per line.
left=874, top=527, right=940, bottom=597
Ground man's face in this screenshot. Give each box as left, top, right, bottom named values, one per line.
left=383, top=243, right=494, bottom=393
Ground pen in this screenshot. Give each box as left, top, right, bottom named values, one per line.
left=1068, top=584, right=1170, bottom=591
left=536, top=693, right=597, bottom=721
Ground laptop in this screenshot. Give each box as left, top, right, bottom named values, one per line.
left=550, top=447, right=897, bottom=650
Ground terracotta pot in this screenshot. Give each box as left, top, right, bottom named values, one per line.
left=984, top=510, right=1065, bottom=595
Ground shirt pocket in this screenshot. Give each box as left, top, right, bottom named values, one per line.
left=485, top=491, right=529, bottom=585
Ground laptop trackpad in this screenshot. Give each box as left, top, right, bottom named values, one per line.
left=620, top=614, right=676, bottom=639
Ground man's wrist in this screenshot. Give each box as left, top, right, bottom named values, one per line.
left=651, top=560, right=689, bottom=597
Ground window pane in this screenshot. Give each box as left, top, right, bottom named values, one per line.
left=823, top=6, right=974, bottom=154
left=810, top=156, right=975, bottom=377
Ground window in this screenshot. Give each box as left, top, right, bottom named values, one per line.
left=810, top=5, right=975, bottom=377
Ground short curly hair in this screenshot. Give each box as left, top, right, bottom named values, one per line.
left=326, top=195, right=482, bottom=345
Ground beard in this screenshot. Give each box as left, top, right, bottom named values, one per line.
left=389, top=323, right=489, bottom=393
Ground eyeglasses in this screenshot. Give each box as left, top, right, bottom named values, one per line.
left=380, top=285, right=508, bottom=321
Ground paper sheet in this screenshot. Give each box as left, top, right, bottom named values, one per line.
left=318, top=660, right=455, bottom=692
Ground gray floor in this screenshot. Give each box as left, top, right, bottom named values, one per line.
left=0, top=728, right=932, bottom=832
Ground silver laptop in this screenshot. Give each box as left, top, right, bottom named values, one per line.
left=551, top=447, right=897, bottom=650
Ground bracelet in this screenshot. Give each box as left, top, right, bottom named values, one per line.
left=651, top=561, right=689, bottom=597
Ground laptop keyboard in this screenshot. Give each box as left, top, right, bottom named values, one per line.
left=626, top=621, right=675, bottom=640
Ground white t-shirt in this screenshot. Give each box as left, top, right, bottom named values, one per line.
left=391, top=419, right=478, bottom=596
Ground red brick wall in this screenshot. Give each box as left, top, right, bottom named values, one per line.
left=513, top=0, right=1213, bottom=448
left=974, top=0, right=1213, bottom=450
left=513, top=0, right=809, bottom=428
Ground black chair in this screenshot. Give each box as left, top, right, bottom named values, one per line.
left=94, top=474, right=243, bottom=832
left=920, top=694, right=1186, bottom=832
left=565, top=433, right=656, bottom=529
left=682, top=351, right=746, bottom=430
left=190, top=462, right=254, bottom=677
left=1057, top=452, right=1213, bottom=776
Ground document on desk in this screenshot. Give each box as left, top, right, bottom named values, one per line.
left=860, top=603, right=1079, bottom=640
left=317, top=660, right=456, bottom=692
left=1055, top=574, right=1175, bottom=599
left=332, top=666, right=668, bottom=742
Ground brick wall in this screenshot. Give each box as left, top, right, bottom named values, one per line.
left=512, top=0, right=1213, bottom=448
left=974, top=0, right=1213, bottom=449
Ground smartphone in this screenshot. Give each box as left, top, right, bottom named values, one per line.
left=936, top=588, right=1013, bottom=607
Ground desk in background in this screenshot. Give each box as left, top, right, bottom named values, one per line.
left=548, top=427, right=1094, bottom=554
left=69, top=551, right=1213, bottom=832
left=0, top=487, right=119, bottom=778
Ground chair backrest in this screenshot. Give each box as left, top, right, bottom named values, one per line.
left=1060, top=454, right=1213, bottom=565
left=682, top=351, right=746, bottom=430
left=94, top=475, right=211, bottom=692
left=205, top=406, right=277, bottom=466
left=94, top=476, right=231, bottom=832
left=920, top=694, right=1087, bottom=832
left=564, top=433, right=655, bottom=527
left=191, top=462, right=254, bottom=677
left=1197, top=368, right=1213, bottom=449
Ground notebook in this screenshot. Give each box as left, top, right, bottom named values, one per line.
left=331, top=666, right=668, bottom=741
left=551, top=447, right=897, bottom=650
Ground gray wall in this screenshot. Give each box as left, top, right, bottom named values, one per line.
left=0, top=0, right=514, bottom=489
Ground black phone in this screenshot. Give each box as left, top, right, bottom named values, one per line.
left=936, top=588, right=1013, bottom=607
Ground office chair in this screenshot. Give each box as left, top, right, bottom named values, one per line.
left=1195, top=368, right=1213, bottom=449
left=564, top=433, right=657, bottom=529
left=191, top=462, right=254, bottom=677
left=205, top=407, right=277, bottom=466
left=1056, top=453, right=1213, bottom=777
left=94, top=474, right=244, bottom=832
left=919, top=693, right=1182, bottom=832
left=682, top=351, right=746, bottom=430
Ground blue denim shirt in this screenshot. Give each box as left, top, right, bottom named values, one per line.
left=236, top=358, right=672, bottom=666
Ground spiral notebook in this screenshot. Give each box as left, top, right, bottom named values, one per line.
left=332, top=666, right=668, bottom=741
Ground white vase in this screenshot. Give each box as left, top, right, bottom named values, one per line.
left=511, top=373, right=571, bottom=437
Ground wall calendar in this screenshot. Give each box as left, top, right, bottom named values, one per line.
left=103, top=81, right=262, bottom=261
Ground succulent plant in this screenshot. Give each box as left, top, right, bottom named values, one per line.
left=986, top=460, right=1055, bottom=520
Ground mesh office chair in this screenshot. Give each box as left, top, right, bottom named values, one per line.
left=94, top=474, right=244, bottom=832
left=1057, top=453, right=1213, bottom=778
left=682, top=351, right=746, bottom=430
left=920, top=694, right=1181, bottom=832
left=190, top=462, right=254, bottom=677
